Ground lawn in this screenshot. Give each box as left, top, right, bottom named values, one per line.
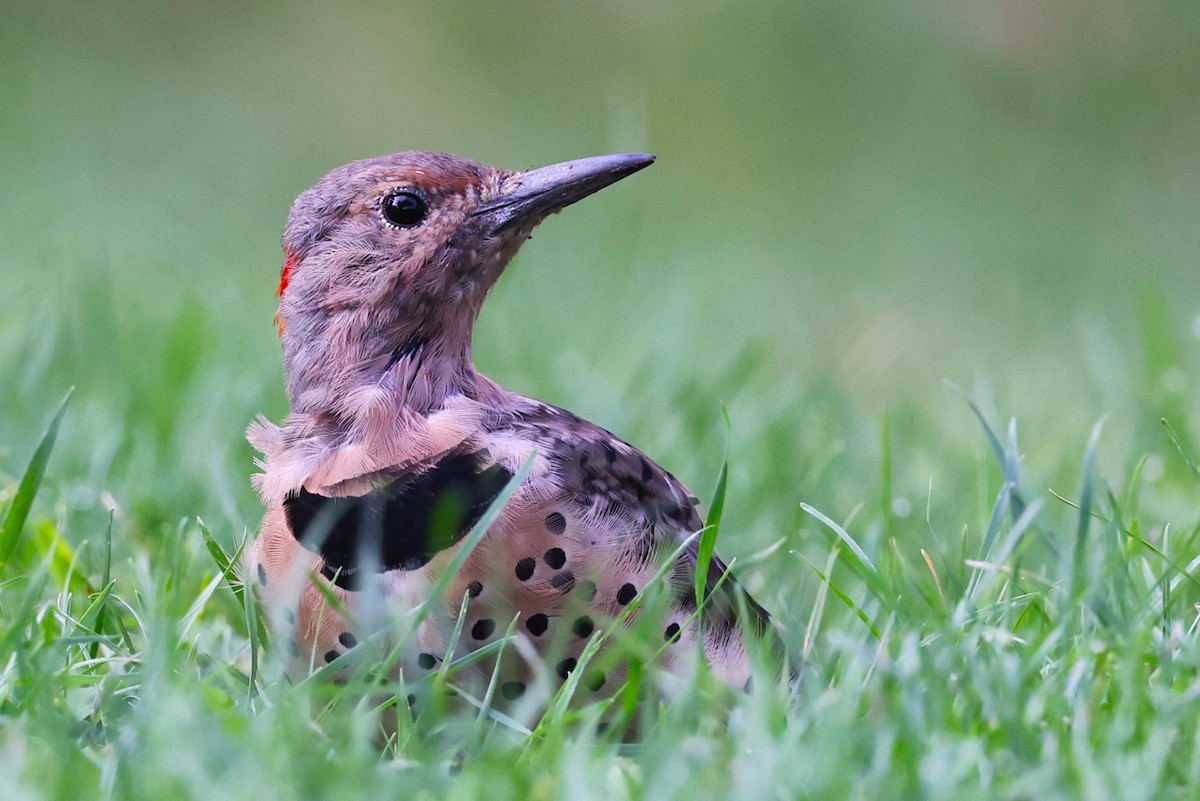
left=2, top=2, right=1199, bottom=799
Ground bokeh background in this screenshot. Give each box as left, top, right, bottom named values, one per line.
left=2, top=0, right=1198, bottom=576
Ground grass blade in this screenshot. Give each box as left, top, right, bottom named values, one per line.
left=795, top=552, right=881, bottom=639
left=1162, top=418, right=1200, bottom=483
left=696, top=407, right=731, bottom=609
left=945, top=382, right=1030, bottom=518
left=1068, top=419, right=1105, bottom=601
left=944, top=381, right=1004, bottom=467
left=964, top=483, right=1011, bottom=603
left=802, top=545, right=839, bottom=658
left=0, top=388, right=72, bottom=568
left=800, top=502, right=878, bottom=574
left=880, top=411, right=896, bottom=539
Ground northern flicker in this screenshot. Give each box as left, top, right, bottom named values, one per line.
left=248, top=151, right=772, bottom=710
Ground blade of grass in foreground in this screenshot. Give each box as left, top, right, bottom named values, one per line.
left=964, top=483, right=1012, bottom=604
left=794, top=551, right=881, bottom=640
left=945, top=381, right=1029, bottom=519
left=1162, top=419, right=1200, bottom=483
left=1068, top=420, right=1104, bottom=601
left=0, top=388, right=72, bottom=569
left=695, top=406, right=731, bottom=610
left=802, top=545, right=840, bottom=659
left=801, top=503, right=877, bottom=574
left=880, top=412, right=896, bottom=539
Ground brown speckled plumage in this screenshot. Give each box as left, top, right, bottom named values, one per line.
left=249, top=151, right=771, bottom=713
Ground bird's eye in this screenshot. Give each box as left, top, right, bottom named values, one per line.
left=380, top=191, right=428, bottom=228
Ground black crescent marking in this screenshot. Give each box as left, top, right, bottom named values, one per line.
left=283, top=450, right=513, bottom=589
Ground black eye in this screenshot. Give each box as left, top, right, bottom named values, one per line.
left=380, top=191, right=428, bottom=228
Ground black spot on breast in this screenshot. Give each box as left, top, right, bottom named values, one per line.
left=467, top=580, right=483, bottom=598
left=577, top=579, right=597, bottom=602
left=324, top=650, right=339, bottom=664
left=556, top=657, right=577, bottom=679
left=664, top=622, right=681, bottom=642
left=281, top=608, right=295, bottom=625
left=471, top=619, right=495, bottom=640
left=584, top=670, right=606, bottom=691
left=544, top=511, right=567, bottom=534
left=617, top=583, right=637, bottom=605
left=526, top=613, right=549, bottom=636
left=256, top=563, right=268, bottom=586
left=338, top=631, right=357, bottom=649
left=501, top=681, right=526, bottom=700
left=417, top=652, right=437, bottom=670
left=515, top=557, right=536, bottom=581
left=543, top=547, right=566, bottom=569
left=283, top=450, right=513, bottom=589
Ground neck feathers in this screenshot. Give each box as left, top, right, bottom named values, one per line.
left=251, top=319, right=505, bottom=504
left=282, top=317, right=475, bottom=420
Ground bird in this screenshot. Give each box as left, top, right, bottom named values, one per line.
left=247, top=151, right=773, bottom=712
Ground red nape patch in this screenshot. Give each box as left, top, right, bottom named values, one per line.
left=274, top=249, right=298, bottom=336
left=277, top=249, right=298, bottom=297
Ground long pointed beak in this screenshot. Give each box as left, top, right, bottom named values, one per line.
left=472, top=153, right=655, bottom=234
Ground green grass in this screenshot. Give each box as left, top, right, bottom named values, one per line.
left=3, top=1, right=1200, bottom=797
left=1, top=302, right=1199, bottom=799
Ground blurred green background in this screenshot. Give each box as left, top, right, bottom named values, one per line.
left=1, top=0, right=1198, bottom=560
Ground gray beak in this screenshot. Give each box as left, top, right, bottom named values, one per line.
left=472, top=153, right=655, bottom=234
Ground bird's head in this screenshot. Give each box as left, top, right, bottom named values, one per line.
left=274, top=151, right=654, bottom=415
